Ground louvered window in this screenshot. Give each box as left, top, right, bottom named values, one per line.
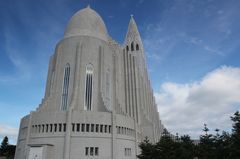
left=84, top=64, right=93, bottom=110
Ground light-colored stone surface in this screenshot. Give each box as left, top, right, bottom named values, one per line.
left=64, top=6, right=109, bottom=41
left=15, top=6, right=164, bottom=159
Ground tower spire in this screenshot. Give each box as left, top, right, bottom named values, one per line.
left=124, top=15, right=143, bottom=47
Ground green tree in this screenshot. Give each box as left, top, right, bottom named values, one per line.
left=212, top=128, right=228, bottom=159
left=177, top=135, right=195, bottom=159
left=198, top=124, right=215, bottom=159
left=137, top=111, right=240, bottom=159
left=218, top=131, right=232, bottom=159
left=137, top=137, right=156, bottom=159
left=0, top=136, right=16, bottom=158
left=155, top=134, right=178, bottom=159
left=229, top=111, right=240, bottom=158
left=0, top=136, right=9, bottom=155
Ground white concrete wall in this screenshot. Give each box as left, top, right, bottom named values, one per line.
left=15, top=7, right=163, bottom=159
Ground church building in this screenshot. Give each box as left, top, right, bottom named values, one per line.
left=15, top=6, right=163, bottom=159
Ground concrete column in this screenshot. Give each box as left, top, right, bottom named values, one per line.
left=134, top=120, right=138, bottom=159
left=63, top=43, right=81, bottom=159
left=144, top=80, right=147, bottom=115
left=24, top=112, right=33, bottom=159
left=125, top=50, right=130, bottom=116
left=44, top=56, right=53, bottom=98
left=130, top=54, right=135, bottom=119
left=63, top=108, right=72, bottom=159
left=100, top=47, right=104, bottom=94
left=123, top=49, right=128, bottom=114
left=98, top=46, right=102, bottom=112
left=69, top=43, right=82, bottom=110
left=112, top=54, right=117, bottom=159
left=133, top=57, right=139, bottom=123
left=128, top=54, right=133, bottom=117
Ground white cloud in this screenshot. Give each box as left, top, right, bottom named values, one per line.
left=0, top=124, right=18, bottom=144
left=156, top=66, right=240, bottom=138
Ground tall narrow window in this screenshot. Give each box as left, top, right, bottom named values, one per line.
left=136, top=44, right=139, bottom=50
left=61, top=64, right=70, bottom=110
left=95, top=147, right=99, bottom=156
left=84, top=64, right=93, bottom=110
left=85, top=147, right=89, bottom=156
left=90, top=147, right=94, bottom=156
left=131, top=42, right=134, bottom=51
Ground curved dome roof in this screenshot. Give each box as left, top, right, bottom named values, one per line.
left=64, top=6, right=109, bottom=41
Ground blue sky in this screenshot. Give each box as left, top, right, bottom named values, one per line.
left=0, top=0, right=240, bottom=143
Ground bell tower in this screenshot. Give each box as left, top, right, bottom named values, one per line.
left=124, top=15, right=143, bottom=52
left=124, top=15, right=146, bottom=76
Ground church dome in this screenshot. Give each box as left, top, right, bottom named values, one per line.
left=64, top=6, right=109, bottom=41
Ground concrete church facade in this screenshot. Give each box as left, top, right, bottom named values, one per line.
left=15, top=6, right=163, bottom=159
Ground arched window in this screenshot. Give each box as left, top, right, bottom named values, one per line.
left=136, top=44, right=139, bottom=51
left=61, top=63, right=70, bottom=110
left=126, top=45, right=129, bottom=52
left=84, top=64, right=93, bottom=111
left=131, top=42, right=134, bottom=51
